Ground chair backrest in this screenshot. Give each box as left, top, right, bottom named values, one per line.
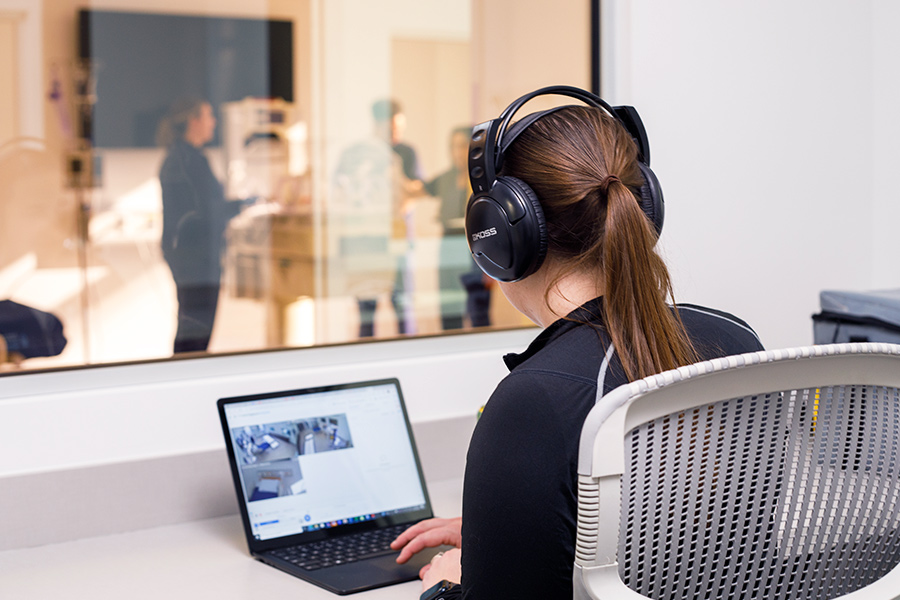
left=574, top=343, right=900, bottom=600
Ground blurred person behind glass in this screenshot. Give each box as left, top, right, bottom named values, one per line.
left=425, top=126, right=492, bottom=330
left=373, top=98, right=425, bottom=335
left=332, top=99, right=423, bottom=338
left=157, top=98, right=244, bottom=354
left=374, top=98, right=424, bottom=187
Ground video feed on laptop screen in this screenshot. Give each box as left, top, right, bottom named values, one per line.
left=223, top=382, right=427, bottom=541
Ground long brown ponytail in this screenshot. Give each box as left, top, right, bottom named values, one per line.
left=502, top=106, right=697, bottom=380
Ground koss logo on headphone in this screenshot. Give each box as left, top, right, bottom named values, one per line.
left=464, top=85, right=665, bottom=283
left=470, top=227, right=498, bottom=242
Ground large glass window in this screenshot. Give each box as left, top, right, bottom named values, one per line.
left=0, top=0, right=593, bottom=371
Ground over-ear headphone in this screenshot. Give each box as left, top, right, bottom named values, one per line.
left=465, top=85, right=664, bottom=282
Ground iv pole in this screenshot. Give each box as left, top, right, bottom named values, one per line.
left=52, top=60, right=97, bottom=363
left=73, top=60, right=96, bottom=364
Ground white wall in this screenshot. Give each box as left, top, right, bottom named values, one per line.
left=872, top=1, right=900, bottom=289
left=0, top=328, right=533, bottom=478
left=603, top=0, right=896, bottom=350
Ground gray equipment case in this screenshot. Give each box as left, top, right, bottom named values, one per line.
left=813, top=288, right=900, bottom=344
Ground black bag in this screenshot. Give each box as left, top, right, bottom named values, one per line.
left=0, top=299, right=67, bottom=358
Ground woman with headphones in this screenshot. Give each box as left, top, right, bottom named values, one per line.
left=393, top=87, right=764, bottom=599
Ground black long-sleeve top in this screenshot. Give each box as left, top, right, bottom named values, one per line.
left=159, top=139, right=240, bottom=284
left=458, top=298, right=764, bottom=599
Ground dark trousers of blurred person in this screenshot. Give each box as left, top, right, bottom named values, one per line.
left=167, top=255, right=222, bottom=353
left=461, top=269, right=491, bottom=328
left=172, top=280, right=220, bottom=353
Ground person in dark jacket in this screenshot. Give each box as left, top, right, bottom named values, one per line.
left=158, top=98, right=242, bottom=353
left=391, top=90, right=764, bottom=599
left=424, top=126, right=492, bottom=330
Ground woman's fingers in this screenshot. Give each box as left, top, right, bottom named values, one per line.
left=391, top=517, right=462, bottom=564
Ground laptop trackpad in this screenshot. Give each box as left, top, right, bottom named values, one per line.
left=313, top=548, right=443, bottom=595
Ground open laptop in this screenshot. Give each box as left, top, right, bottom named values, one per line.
left=217, top=378, right=442, bottom=595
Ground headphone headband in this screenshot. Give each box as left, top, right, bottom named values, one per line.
left=469, top=86, right=652, bottom=195
left=495, top=86, right=615, bottom=153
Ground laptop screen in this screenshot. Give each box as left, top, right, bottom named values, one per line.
left=219, top=379, right=429, bottom=542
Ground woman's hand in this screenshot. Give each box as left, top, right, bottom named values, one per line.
left=420, top=548, right=461, bottom=593
left=390, top=517, right=462, bottom=568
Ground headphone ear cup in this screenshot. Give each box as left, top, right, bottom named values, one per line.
left=501, top=176, right=548, bottom=279
left=465, top=176, right=547, bottom=282
left=636, top=162, right=665, bottom=237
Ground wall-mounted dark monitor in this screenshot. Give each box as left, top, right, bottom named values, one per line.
left=78, top=10, right=293, bottom=148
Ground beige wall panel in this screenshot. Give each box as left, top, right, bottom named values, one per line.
left=471, top=0, right=590, bottom=122
left=391, top=37, right=470, bottom=178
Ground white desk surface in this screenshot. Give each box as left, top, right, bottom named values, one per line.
left=0, top=478, right=463, bottom=600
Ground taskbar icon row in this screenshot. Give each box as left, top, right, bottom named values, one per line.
left=301, top=504, right=426, bottom=532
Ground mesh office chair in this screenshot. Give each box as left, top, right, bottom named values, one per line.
left=574, top=343, right=900, bottom=600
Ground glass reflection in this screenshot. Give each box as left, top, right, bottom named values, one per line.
left=0, top=0, right=589, bottom=372
left=331, top=99, right=418, bottom=338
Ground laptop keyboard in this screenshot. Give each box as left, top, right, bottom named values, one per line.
left=268, top=523, right=411, bottom=571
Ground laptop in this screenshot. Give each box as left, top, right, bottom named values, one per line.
left=217, top=378, right=442, bottom=595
